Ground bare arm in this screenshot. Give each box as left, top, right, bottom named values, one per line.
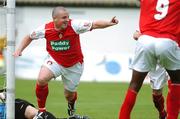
left=13, top=35, right=33, bottom=57
left=91, top=16, right=119, bottom=30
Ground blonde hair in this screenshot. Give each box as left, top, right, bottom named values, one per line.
left=52, top=6, right=67, bottom=18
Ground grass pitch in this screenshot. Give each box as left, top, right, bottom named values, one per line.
left=14, top=79, right=168, bottom=119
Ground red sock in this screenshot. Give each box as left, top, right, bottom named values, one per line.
left=36, top=83, right=49, bottom=112
left=167, top=84, right=180, bottom=119
left=152, top=94, right=166, bottom=117
left=68, top=92, right=77, bottom=109
left=166, top=80, right=171, bottom=113
left=119, top=89, right=137, bottom=119
left=167, top=80, right=172, bottom=90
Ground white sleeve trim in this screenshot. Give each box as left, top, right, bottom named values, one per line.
left=29, top=24, right=45, bottom=40
left=71, top=19, right=93, bottom=34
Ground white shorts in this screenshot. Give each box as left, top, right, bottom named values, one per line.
left=43, top=55, right=84, bottom=92
left=148, top=65, right=168, bottom=90
left=130, top=35, right=180, bottom=72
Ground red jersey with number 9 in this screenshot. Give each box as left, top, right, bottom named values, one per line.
left=139, top=0, right=180, bottom=43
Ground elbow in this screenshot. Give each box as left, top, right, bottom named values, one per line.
left=92, top=21, right=102, bottom=30
left=26, top=35, right=33, bottom=41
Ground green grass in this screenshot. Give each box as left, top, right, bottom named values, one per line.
left=8, top=79, right=168, bottom=119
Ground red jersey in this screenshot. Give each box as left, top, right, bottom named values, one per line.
left=139, top=0, right=180, bottom=43
left=178, top=26, right=180, bottom=47
left=177, top=33, right=180, bottom=47
left=30, top=20, right=92, bottom=67
left=45, top=21, right=83, bottom=67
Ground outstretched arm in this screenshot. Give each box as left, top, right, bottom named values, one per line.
left=91, top=16, right=119, bottom=30
left=13, top=35, right=33, bottom=57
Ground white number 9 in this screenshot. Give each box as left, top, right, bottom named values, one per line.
left=154, top=0, right=169, bottom=20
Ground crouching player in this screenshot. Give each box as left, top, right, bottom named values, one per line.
left=0, top=91, right=56, bottom=119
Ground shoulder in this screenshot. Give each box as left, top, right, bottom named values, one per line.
left=70, top=19, right=92, bottom=34
left=45, top=21, right=54, bottom=28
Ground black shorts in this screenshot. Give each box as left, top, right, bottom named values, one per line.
left=15, top=98, right=35, bottom=119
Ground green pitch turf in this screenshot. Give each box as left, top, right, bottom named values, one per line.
left=14, top=79, right=167, bottom=119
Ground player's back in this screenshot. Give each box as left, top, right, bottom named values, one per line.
left=139, top=0, right=179, bottom=41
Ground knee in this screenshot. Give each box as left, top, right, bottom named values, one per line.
left=129, top=83, right=140, bottom=92
left=129, top=71, right=147, bottom=92
left=170, top=78, right=180, bottom=84
left=152, top=89, right=162, bottom=95
left=37, top=77, right=48, bottom=86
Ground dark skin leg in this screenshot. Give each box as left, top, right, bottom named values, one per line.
left=129, top=70, right=148, bottom=92
left=166, top=70, right=180, bottom=84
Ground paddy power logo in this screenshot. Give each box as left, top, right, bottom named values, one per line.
left=50, top=40, right=70, bottom=51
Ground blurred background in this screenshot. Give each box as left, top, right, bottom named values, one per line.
left=0, top=1, right=168, bottom=119
left=1, top=0, right=143, bottom=83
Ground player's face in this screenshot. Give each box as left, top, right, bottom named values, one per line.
left=54, top=10, right=69, bottom=30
